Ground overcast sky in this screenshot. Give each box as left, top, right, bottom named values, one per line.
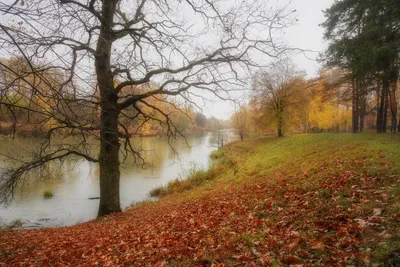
left=207, top=0, right=334, bottom=120
left=285, top=0, right=334, bottom=77
left=0, top=0, right=335, bottom=121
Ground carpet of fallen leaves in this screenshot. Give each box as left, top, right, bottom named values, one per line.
left=1, top=146, right=400, bottom=266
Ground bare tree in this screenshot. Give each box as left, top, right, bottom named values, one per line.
left=0, top=0, right=294, bottom=216
left=252, top=59, right=306, bottom=137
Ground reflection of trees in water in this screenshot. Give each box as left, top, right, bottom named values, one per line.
left=0, top=135, right=206, bottom=199
left=119, top=137, right=167, bottom=169
left=117, top=135, right=201, bottom=178
left=6, top=160, right=66, bottom=200
left=0, top=137, right=96, bottom=200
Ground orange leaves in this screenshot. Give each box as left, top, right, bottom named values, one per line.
left=285, top=237, right=303, bottom=250
left=311, top=241, right=324, bottom=250
left=307, top=76, right=352, bottom=132
left=280, top=255, right=303, bottom=265
left=1, top=153, right=399, bottom=266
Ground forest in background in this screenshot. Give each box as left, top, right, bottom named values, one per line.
left=1, top=1, right=398, bottom=141
left=232, top=0, right=399, bottom=138
left=4, top=53, right=399, bottom=141
left=0, top=57, right=227, bottom=138
left=231, top=66, right=400, bottom=138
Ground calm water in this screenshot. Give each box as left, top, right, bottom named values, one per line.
left=0, top=133, right=219, bottom=228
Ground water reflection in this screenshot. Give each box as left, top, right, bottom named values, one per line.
left=0, top=133, right=214, bottom=227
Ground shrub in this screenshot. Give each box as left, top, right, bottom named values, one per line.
left=149, top=166, right=220, bottom=198
left=130, top=199, right=156, bottom=209
left=149, top=186, right=168, bottom=198
left=210, top=150, right=224, bottom=159
left=10, top=219, right=23, bottom=228
left=43, top=190, right=54, bottom=199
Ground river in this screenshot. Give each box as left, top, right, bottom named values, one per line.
left=0, top=132, right=225, bottom=228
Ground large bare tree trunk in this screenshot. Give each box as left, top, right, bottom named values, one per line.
left=96, top=0, right=121, bottom=217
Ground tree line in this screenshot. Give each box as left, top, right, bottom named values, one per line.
left=231, top=61, right=353, bottom=138
left=0, top=57, right=225, bottom=138
left=232, top=0, right=399, bottom=138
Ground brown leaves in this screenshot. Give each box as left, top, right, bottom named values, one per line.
left=280, top=255, right=303, bottom=265
left=0, top=155, right=399, bottom=266
left=310, top=241, right=324, bottom=250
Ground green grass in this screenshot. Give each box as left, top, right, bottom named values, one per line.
left=210, top=149, right=225, bottom=159
left=149, top=149, right=234, bottom=198
left=150, top=133, right=400, bottom=199
left=222, top=133, right=400, bottom=180
left=10, top=219, right=23, bottom=228
left=43, top=190, right=54, bottom=199
left=129, top=199, right=157, bottom=209
left=149, top=165, right=225, bottom=197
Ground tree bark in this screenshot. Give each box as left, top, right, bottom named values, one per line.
left=398, top=117, right=400, bottom=133
left=96, top=0, right=122, bottom=217
left=277, top=128, right=283, bottom=137
left=377, top=75, right=389, bottom=133
left=277, top=113, right=283, bottom=137
left=383, top=82, right=389, bottom=133
left=389, top=74, right=398, bottom=133
left=391, top=110, right=397, bottom=133
left=359, top=97, right=366, bottom=132
left=376, top=79, right=381, bottom=132
left=352, top=77, right=359, bottom=133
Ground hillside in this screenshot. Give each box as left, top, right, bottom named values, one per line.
left=1, top=134, right=400, bottom=266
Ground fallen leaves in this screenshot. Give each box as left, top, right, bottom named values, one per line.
left=0, top=148, right=399, bottom=266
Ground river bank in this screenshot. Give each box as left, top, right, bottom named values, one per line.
left=1, top=133, right=400, bottom=265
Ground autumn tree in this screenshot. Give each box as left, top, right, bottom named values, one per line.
left=0, top=0, right=294, bottom=216
left=307, top=72, right=352, bottom=133
left=231, top=105, right=250, bottom=141
left=195, top=113, right=207, bottom=129
left=0, top=57, right=76, bottom=137
left=234, top=69, right=355, bottom=136
left=251, top=59, right=306, bottom=137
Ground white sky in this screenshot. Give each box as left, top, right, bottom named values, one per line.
left=207, top=0, right=334, bottom=120
left=0, top=0, right=335, bottom=121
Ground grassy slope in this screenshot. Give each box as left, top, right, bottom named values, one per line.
left=1, top=133, right=400, bottom=266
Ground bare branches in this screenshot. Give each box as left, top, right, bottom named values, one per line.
left=59, top=0, right=102, bottom=22
left=0, top=0, right=295, bottom=208
left=251, top=58, right=306, bottom=136
left=0, top=147, right=98, bottom=205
